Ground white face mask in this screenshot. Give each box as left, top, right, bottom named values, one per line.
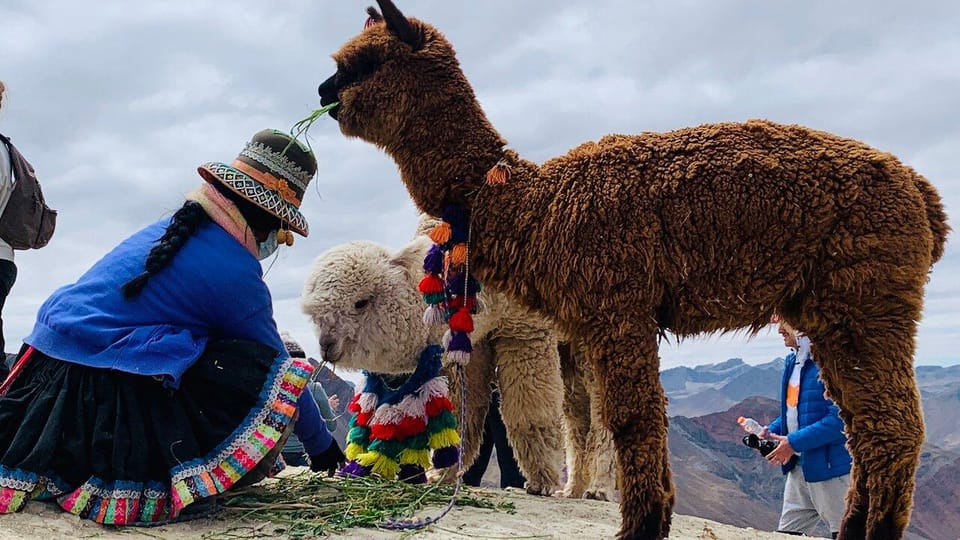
left=257, top=232, right=279, bottom=260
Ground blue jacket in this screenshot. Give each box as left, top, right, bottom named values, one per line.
left=24, top=217, right=332, bottom=456
left=767, top=351, right=852, bottom=482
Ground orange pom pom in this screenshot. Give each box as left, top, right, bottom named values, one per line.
left=450, top=243, right=468, bottom=265
left=485, top=160, right=511, bottom=185
left=428, top=222, right=452, bottom=244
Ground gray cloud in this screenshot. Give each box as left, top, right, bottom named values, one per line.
left=1, top=0, right=957, bottom=376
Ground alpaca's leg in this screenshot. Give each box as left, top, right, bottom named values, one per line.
left=816, top=336, right=922, bottom=540
left=493, top=333, right=564, bottom=496
left=557, top=342, right=593, bottom=498
left=445, top=340, right=494, bottom=474
left=588, top=329, right=672, bottom=540
left=584, top=359, right=619, bottom=501
left=799, top=255, right=927, bottom=540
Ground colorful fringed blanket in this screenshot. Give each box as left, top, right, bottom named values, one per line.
left=340, top=345, right=460, bottom=483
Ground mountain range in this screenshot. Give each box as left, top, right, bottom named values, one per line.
left=662, top=359, right=960, bottom=540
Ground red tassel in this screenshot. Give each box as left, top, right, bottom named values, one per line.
left=395, top=416, right=428, bottom=440
left=448, top=307, right=474, bottom=333
left=347, top=394, right=362, bottom=413
left=370, top=423, right=397, bottom=441
left=417, top=274, right=444, bottom=294
left=425, top=395, right=455, bottom=417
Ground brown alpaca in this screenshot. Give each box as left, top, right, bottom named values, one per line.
left=317, top=3, right=950, bottom=538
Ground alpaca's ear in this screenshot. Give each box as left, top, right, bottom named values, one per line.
left=365, top=6, right=383, bottom=24
left=374, top=0, right=423, bottom=49
left=389, top=236, right=431, bottom=276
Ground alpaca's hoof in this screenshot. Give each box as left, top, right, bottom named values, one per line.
left=554, top=486, right=584, bottom=498
left=616, top=506, right=671, bottom=540
left=524, top=479, right=556, bottom=496
left=583, top=487, right=612, bottom=502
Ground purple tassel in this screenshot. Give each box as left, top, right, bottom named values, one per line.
left=339, top=461, right=372, bottom=477
left=447, top=331, right=473, bottom=352
left=423, top=244, right=444, bottom=274
left=432, top=446, right=459, bottom=469
left=398, top=464, right=427, bottom=484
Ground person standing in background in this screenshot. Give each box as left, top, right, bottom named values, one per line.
left=0, top=81, right=18, bottom=361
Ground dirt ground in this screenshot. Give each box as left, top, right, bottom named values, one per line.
left=0, top=487, right=820, bottom=540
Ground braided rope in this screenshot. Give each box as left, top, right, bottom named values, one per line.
left=377, top=362, right=467, bottom=530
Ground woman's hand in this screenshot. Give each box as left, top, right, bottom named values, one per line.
left=328, top=394, right=340, bottom=411
left=309, top=439, right=346, bottom=476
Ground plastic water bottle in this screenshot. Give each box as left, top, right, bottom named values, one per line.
left=737, top=416, right=764, bottom=436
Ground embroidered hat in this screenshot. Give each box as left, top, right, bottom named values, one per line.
left=198, top=129, right=317, bottom=236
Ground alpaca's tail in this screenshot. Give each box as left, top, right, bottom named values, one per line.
left=912, top=170, right=950, bottom=264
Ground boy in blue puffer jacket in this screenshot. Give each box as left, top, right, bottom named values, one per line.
left=762, top=315, right=852, bottom=538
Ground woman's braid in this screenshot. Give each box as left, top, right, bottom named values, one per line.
left=122, top=201, right=209, bottom=298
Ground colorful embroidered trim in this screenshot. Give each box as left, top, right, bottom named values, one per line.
left=340, top=345, right=460, bottom=483
left=0, top=357, right=312, bottom=525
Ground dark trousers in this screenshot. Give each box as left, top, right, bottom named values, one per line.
left=463, top=391, right=525, bottom=489
left=0, top=259, right=16, bottom=358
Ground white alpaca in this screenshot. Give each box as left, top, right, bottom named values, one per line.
left=301, top=227, right=566, bottom=494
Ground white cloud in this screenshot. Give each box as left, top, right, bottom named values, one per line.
left=1, top=0, right=957, bottom=373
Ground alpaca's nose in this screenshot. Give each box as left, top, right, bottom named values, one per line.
left=319, top=337, right=337, bottom=362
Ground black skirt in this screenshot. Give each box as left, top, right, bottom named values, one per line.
left=0, top=339, right=311, bottom=525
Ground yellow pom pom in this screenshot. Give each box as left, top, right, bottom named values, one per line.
left=357, top=451, right=400, bottom=479
left=429, top=428, right=461, bottom=449
left=399, top=448, right=431, bottom=468
left=345, top=442, right=365, bottom=461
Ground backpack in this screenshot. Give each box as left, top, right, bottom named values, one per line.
left=0, top=133, right=57, bottom=249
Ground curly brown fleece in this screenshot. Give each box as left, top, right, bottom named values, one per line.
left=318, top=3, right=950, bottom=539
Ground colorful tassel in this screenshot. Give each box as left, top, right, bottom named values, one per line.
left=345, top=442, right=365, bottom=461
left=448, top=308, right=474, bottom=333
left=340, top=461, right=372, bottom=477
left=423, top=305, right=446, bottom=326
left=429, top=428, right=461, bottom=450
left=417, top=274, right=444, bottom=295
left=357, top=451, right=400, bottom=479
left=450, top=243, right=468, bottom=265
left=423, top=245, right=444, bottom=274
left=446, top=350, right=470, bottom=364
left=428, top=222, right=452, bottom=245
left=398, top=448, right=431, bottom=468
left=447, top=331, right=473, bottom=352
left=485, top=159, right=511, bottom=185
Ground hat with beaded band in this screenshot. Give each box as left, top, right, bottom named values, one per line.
left=198, top=129, right=316, bottom=237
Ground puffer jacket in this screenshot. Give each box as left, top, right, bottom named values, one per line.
left=767, top=350, right=852, bottom=482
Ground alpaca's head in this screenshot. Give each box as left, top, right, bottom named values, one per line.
left=318, top=1, right=473, bottom=148
left=300, top=237, right=433, bottom=374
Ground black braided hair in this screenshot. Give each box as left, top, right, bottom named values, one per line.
left=122, top=201, right=210, bottom=298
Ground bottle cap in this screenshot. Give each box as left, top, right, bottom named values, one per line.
left=737, top=416, right=746, bottom=424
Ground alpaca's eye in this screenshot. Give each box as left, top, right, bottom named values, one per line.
left=354, top=299, right=370, bottom=310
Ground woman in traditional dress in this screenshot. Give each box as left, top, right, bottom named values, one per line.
left=0, top=129, right=344, bottom=525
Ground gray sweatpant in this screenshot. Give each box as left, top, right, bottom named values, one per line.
left=778, top=467, right=850, bottom=535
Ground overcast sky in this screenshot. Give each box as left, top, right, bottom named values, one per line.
left=1, top=0, right=957, bottom=377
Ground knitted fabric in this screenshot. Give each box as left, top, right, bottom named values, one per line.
left=340, top=345, right=460, bottom=482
